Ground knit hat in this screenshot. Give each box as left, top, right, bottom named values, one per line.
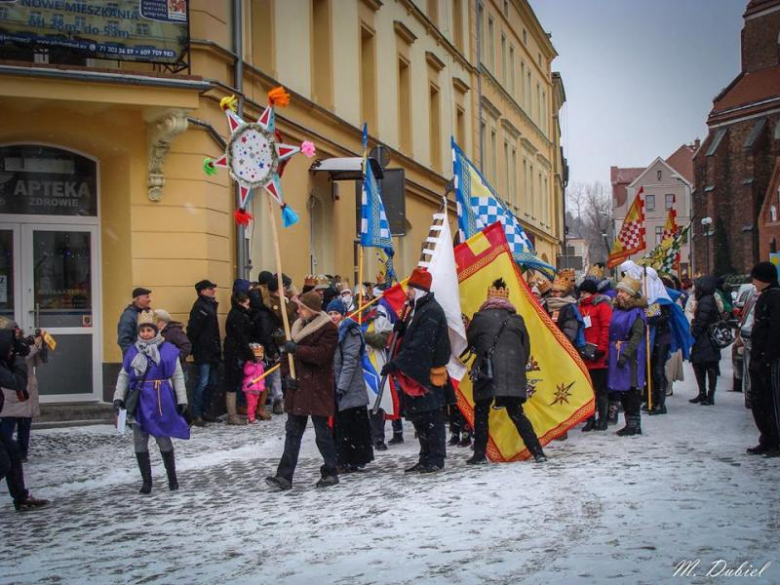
left=552, top=268, right=576, bottom=293
left=132, top=287, right=151, bottom=298
left=257, top=271, right=274, bottom=286
left=232, top=279, right=251, bottom=295
left=487, top=278, right=509, bottom=300
left=195, top=279, right=217, bottom=293
left=616, top=275, right=642, bottom=298
left=154, top=309, right=172, bottom=324
left=408, top=267, right=432, bottom=292
left=268, top=273, right=292, bottom=293
left=750, top=261, right=778, bottom=284
left=325, top=298, right=347, bottom=315
left=298, top=290, right=323, bottom=313
left=579, top=279, right=598, bottom=295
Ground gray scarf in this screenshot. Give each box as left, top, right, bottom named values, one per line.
left=131, top=334, right=164, bottom=377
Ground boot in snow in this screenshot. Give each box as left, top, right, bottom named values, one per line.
left=272, top=399, right=284, bottom=415
left=582, top=417, right=597, bottom=432
left=136, top=451, right=153, bottom=494
left=14, top=494, right=50, bottom=512
left=161, top=449, right=179, bottom=491
left=226, top=392, right=247, bottom=425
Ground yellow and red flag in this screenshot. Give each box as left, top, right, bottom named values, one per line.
left=455, top=223, right=594, bottom=461
left=608, top=187, right=646, bottom=268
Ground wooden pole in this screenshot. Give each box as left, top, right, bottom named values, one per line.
left=358, top=245, right=364, bottom=325
left=644, top=269, right=653, bottom=411
left=267, top=196, right=296, bottom=379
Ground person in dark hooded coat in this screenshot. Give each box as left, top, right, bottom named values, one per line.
left=465, top=279, right=546, bottom=464
left=223, top=291, right=255, bottom=425
left=689, top=276, right=721, bottom=405
left=381, top=268, right=451, bottom=473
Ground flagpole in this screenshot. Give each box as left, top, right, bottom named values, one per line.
left=643, top=267, right=653, bottom=412
left=358, top=246, right=364, bottom=325
left=267, top=196, right=296, bottom=380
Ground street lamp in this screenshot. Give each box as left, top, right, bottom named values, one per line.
left=701, top=217, right=713, bottom=275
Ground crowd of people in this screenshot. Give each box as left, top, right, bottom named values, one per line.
left=1, top=258, right=779, bottom=508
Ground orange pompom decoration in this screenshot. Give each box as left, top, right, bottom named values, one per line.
left=267, top=86, right=290, bottom=108
left=234, top=208, right=253, bottom=226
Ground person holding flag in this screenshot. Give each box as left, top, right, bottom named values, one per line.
left=381, top=267, right=451, bottom=473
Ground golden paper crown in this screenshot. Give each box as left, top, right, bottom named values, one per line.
left=487, top=278, right=510, bottom=299
left=303, top=274, right=316, bottom=287
left=314, top=274, right=330, bottom=289
left=137, top=310, right=155, bottom=328
left=616, top=275, right=642, bottom=297
left=535, top=277, right=552, bottom=295
left=552, top=268, right=576, bottom=293
left=587, top=264, right=604, bottom=279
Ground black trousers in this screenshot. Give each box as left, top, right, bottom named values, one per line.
left=473, top=397, right=543, bottom=458
left=616, top=387, right=642, bottom=428
left=448, top=405, right=471, bottom=437
left=409, top=409, right=446, bottom=468
left=368, top=410, right=404, bottom=444
left=651, top=343, right=671, bottom=407
left=749, top=360, right=780, bottom=449
left=693, top=362, right=719, bottom=398
left=589, top=369, right=609, bottom=422
left=335, top=407, right=374, bottom=467
left=276, top=414, right=338, bottom=482
left=0, top=431, right=28, bottom=503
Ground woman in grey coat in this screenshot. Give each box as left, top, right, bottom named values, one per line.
left=327, top=299, right=374, bottom=472
left=465, top=279, right=546, bottom=464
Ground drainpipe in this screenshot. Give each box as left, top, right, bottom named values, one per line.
left=233, top=0, right=249, bottom=279
left=476, top=0, right=484, bottom=172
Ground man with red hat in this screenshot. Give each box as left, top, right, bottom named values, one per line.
left=381, top=267, right=451, bottom=473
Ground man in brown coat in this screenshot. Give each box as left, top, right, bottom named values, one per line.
left=266, top=291, right=339, bottom=491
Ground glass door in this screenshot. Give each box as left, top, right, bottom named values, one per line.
left=21, top=224, right=100, bottom=401
left=0, top=224, right=20, bottom=326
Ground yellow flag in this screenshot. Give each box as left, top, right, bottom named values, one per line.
left=455, top=223, right=594, bottom=461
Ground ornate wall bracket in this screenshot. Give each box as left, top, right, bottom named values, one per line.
left=147, top=110, right=189, bottom=201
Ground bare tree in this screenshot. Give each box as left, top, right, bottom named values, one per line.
left=566, top=182, right=612, bottom=264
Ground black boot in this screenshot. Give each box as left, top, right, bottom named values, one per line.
left=466, top=453, right=487, bottom=465
left=582, top=417, right=597, bottom=432
left=448, top=433, right=460, bottom=446
left=705, top=389, right=715, bottom=406
left=388, top=434, right=404, bottom=445
left=161, top=449, right=179, bottom=491
left=607, top=401, right=619, bottom=425
left=135, top=452, right=152, bottom=494
left=689, top=392, right=705, bottom=404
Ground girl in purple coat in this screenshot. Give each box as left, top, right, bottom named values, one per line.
left=114, top=319, right=189, bottom=494
left=608, top=276, right=647, bottom=437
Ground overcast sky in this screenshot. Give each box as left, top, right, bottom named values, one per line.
left=529, top=0, right=747, bottom=187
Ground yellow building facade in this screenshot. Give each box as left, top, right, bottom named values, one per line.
left=0, top=0, right=563, bottom=404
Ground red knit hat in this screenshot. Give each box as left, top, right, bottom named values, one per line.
left=408, top=267, right=432, bottom=292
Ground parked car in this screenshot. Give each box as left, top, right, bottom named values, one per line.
left=732, top=284, right=756, bottom=320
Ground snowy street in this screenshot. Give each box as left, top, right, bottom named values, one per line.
left=2, top=356, right=779, bottom=585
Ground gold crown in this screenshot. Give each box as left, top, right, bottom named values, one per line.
left=137, top=310, right=155, bottom=327
left=487, top=278, right=510, bottom=299
left=534, top=277, right=552, bottom=295
left=587, top=265, right=604, bottom=279
left=315, top=274, right=330, bottom=288
left=617, top=275, right=642, bottom=297
left=552, top=268, right=576, bottom=293
left=303, top=274, right=316, bottom=287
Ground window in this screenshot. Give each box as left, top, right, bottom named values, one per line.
left=511, top=147, right=518, bottom=205
left=655, top=226, right=663, bottom=244
left=522, top=28, right=527, bottom=45
left=490, top=127, right=498, bottom=184
left=770, top=204, right=777, bottom=223
left=503, top=0, right=509, bottom=16
left=398, top=57, right=412, bottom=152
left=526, top=70, right=531, bottom=112
left=429, top=83, right=441, bottom=171
left=501, top=34, right=507, bottom=82
left=456, top=106, right=466, bottom=148
left=360, top=25, right=377, bottom=130
left=251, top=0, right=275, bottom=74
left=504, top=140, right=510, bottom=196
left=477, top=2, right=484, bottom=61
left=646, top=194, right=655, bottom=211
left=536, top=83, right=541, bottom=124
left=453, top=0, right=463, bottom=51
left=543, top=175, right=549, bottom=224
left=509, top=45, right=516, bottom=97
left=665, top=194, right=674, bottom=210
left=427, top=0, right=438, bottom=26
left=487, top=17, right=495, bottom=70
left=541, top=89, right=546, bottom=133
left=657, top=170, right=662, bottom=180
left=480, top=120, right=486, bottom=171
left=312, top=0, right=333, bottom=107
left=522, top=159, right=527, bottom=210
left=520, top=61, right=525, bottom=107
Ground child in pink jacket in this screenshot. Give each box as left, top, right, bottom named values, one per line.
left=243, top=343, right=268, bottom=423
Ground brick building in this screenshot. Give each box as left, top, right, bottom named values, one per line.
left=692, top=0, right=780, bottom=275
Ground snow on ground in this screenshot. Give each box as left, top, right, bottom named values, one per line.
left=2, top=355, right=779, bottom=585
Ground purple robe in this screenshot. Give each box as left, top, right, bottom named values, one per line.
left=607, top=307, right=646, bottom=392
left=123, top=342, right=190, bottom=440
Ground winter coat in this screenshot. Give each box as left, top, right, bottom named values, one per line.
left=393, top=293, right=451, bottom=416
left=466, top=299, right=530, bottom=402
left=283, top=312, right=339, bottom=418
left=1, top=342, right=45, bottom=419
left=117, top=304, right=151, bottom=354
left=751, top=282, right=780, bottom=367
left=544, top=296, right=581, bottom=345
left=579, top=294, right=612, bottom=370
left=161, top=321, right=192, bottom=364
left=242, top=361, right=266, bottom=395
left=114, top=340, right=189, bottom=439
left=334, top=319, right=369, bottom=412
left=223, top=300, right=256, bottom=389
left=0, top=331, right=27, bottom=413
left=608, top=296, right=647, bottom=392
left=187, top=295, right=221, bottom=364
left=690, top=277, right=721, bottom=365
left=248, top=289, right=279, bottom=359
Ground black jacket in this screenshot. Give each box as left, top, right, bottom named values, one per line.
left=162, top=321, right=192, bottom=364
left=187, top=295, right=221, bottom=364
left=690, top=276, right=721, bottom=364
left=248, top=289, right=279, bottom=359
left=467, top=305, right=530, bottom=402
left=393, top=293, right=451, bottom=416
left=0, top=330, right=28, bottom=413
left=223, top=299, right=255, bottom=388
left=751, top=282, right=780, bottom=365
left=648, top=303, right=672, bottom=347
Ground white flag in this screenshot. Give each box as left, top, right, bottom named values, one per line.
left=421, top=201, right=468, bottom=380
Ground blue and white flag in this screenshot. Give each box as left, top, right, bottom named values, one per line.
left=360, top=123, right=396, bottom=280
left=451, top=137, right=556, bottom=280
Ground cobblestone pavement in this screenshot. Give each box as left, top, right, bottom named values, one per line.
left=1, top=358, right=779, bottom=585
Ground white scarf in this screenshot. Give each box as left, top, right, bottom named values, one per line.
left=131, top=334, right=164, bottom=377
